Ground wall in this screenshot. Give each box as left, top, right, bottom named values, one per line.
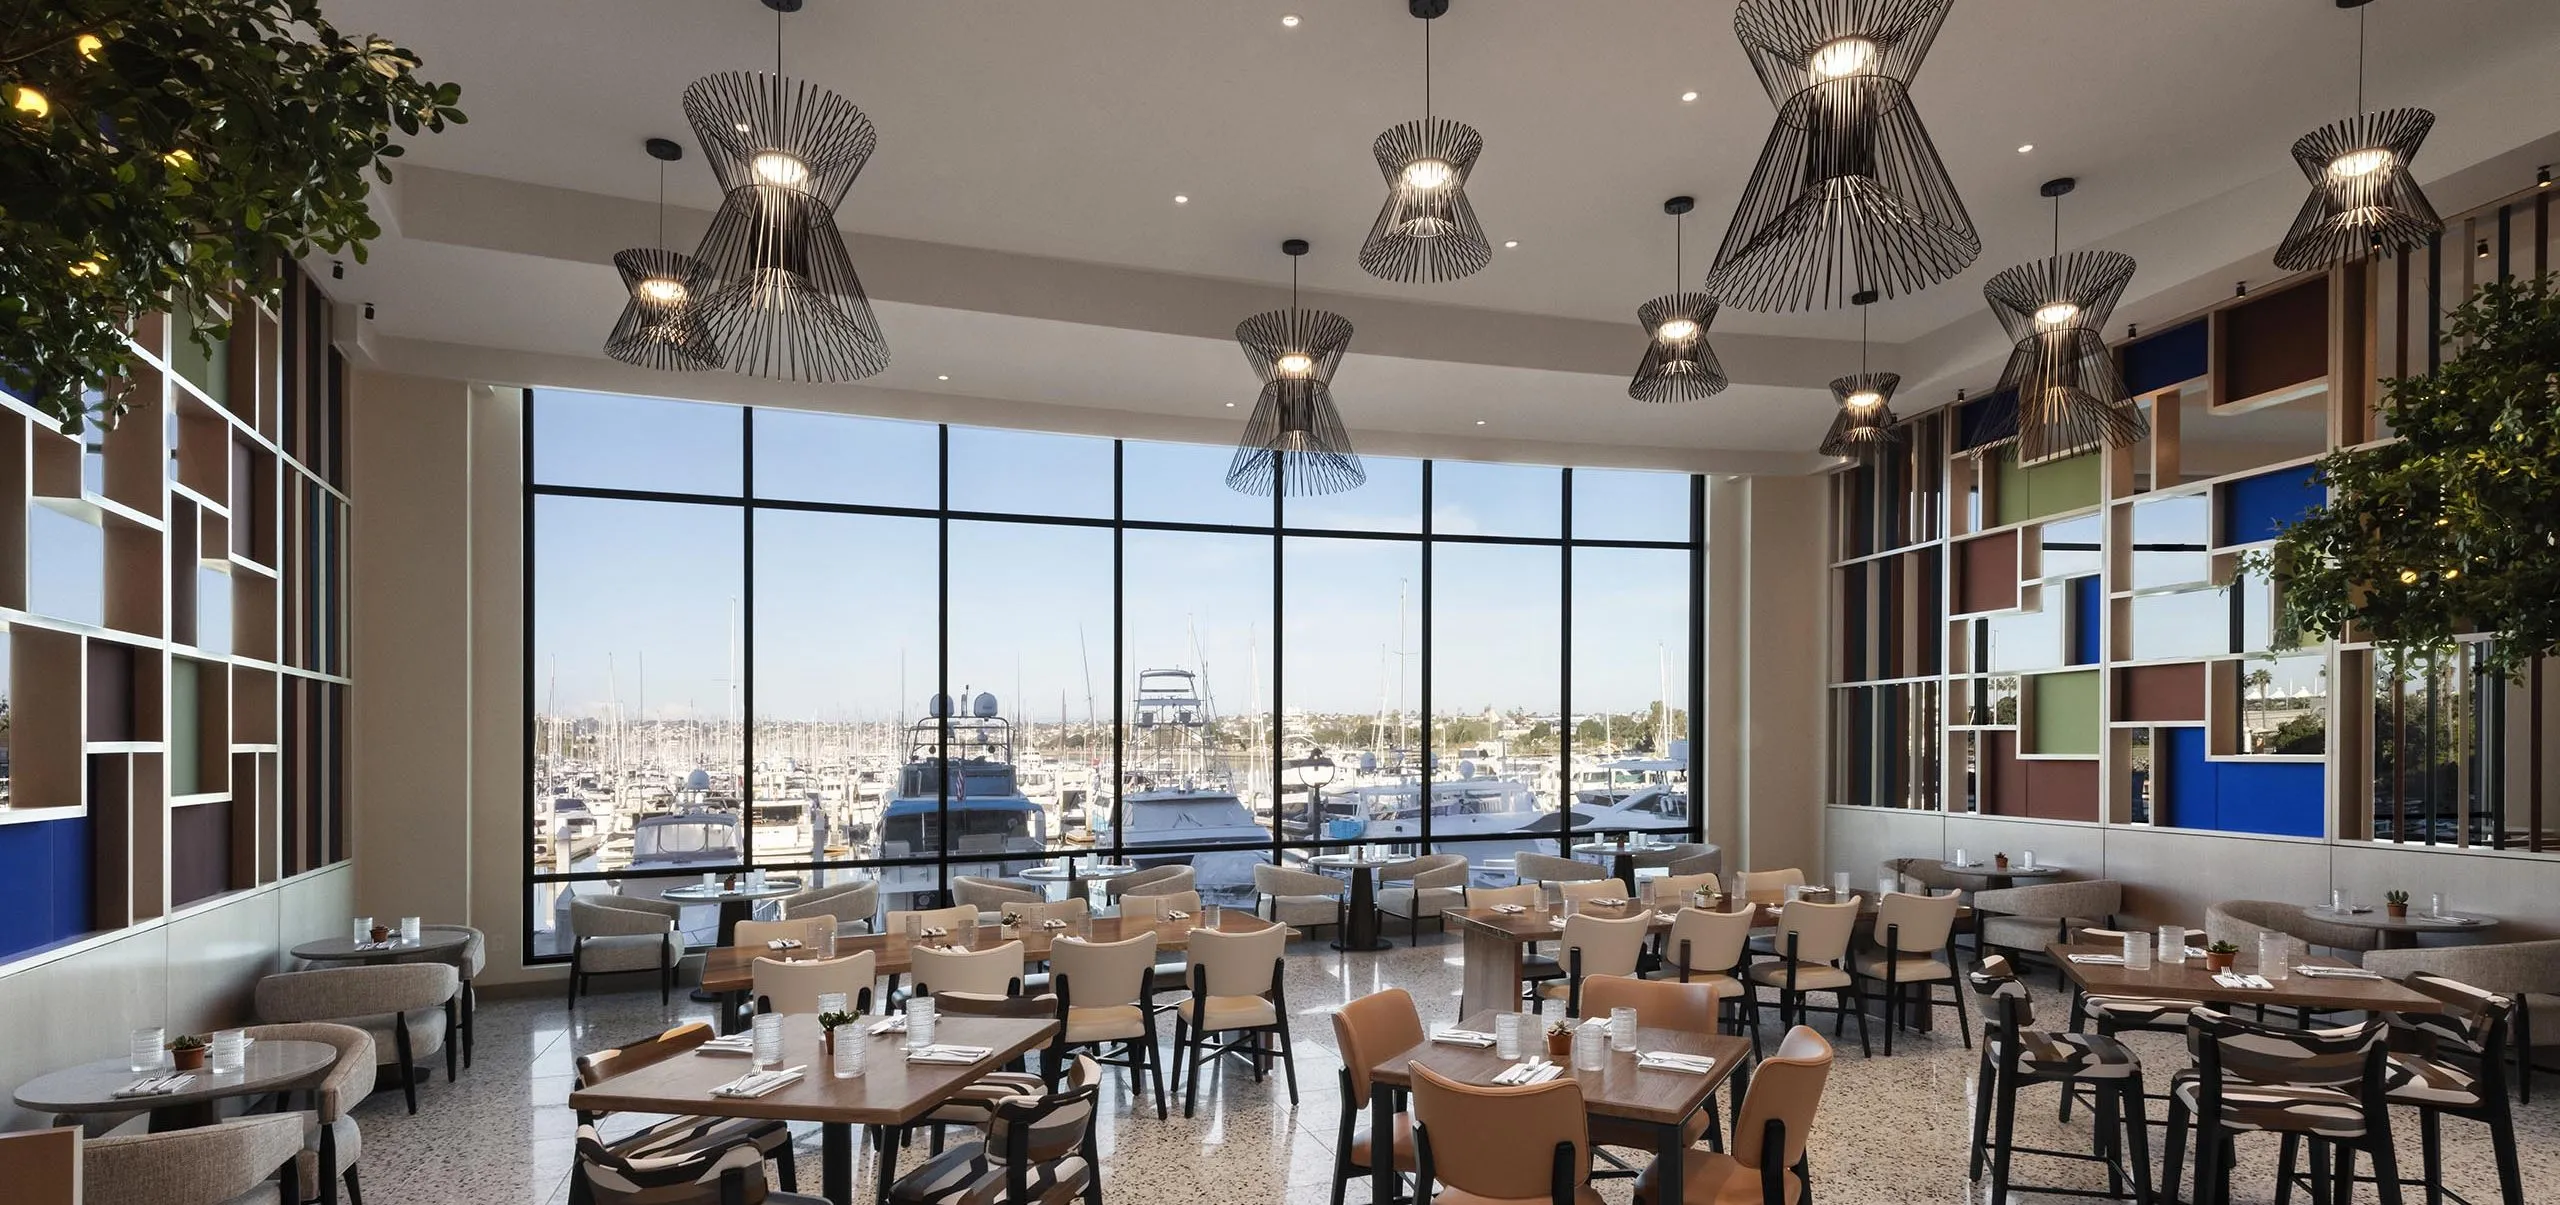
left=1707, top=474, right=1829, bottom=876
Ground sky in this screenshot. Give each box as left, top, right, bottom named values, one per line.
left=529, top=390, right=1696, bottom=726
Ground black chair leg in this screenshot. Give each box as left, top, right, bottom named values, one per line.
left=394, top=1019, right=418, bottom=1115
left=2418, top=1109, right=2444, bottom=1205
left=2367, top=1124, right=2407, bottom=1205
left=1988, top=1058, right=2019, bottom=1204
left=2121, top=1079, right=2153, bottom=1205
left=1967, top=1051, right=1993, bottom=1182
left=2162, top=1098, right=2192, bottom=1205
left=445, top=999, right=459, bottom=1082
left=345, top=1168, right=363, bottom=1205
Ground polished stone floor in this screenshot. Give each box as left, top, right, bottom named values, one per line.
left=351, top=932, right=2556, bottom=1204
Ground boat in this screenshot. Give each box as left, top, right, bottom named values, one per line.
left=1109, top=667, right=1269, bottom=904
left=872, top=692, right=1051, bottom=911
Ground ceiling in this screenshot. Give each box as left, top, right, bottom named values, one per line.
left=318, top=0, right=2560, bottom=471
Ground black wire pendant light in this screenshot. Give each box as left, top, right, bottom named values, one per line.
left=1818, top=290, right=1903, bottom=459
left=1359, top=0, right=1492, bottom=284
left=1708, top=0, right=1977, bottom=312
left=1229, top=239, right=1365, bottom=497
left=606, top=138, right=723, bottom=371
left=682, top=0, right=888, bottom=381
left=1981, top=178, right=2146, bottom=463
left=2272, top=0, right=2441, bottom=271
left=1629, top=196, right=1729, bottom=404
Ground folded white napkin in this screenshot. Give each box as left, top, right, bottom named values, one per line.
left=711, top=1067, right=805, bottom=1098
left=114, top=1074, right=193, bottom=1098
left=1432, top=1028, right=1496, bottom=1047
left=1041, top=919, right=1069, bottom=929
left=1586, top=898, right=1629, bottom=908
left=917, top=927, right=949, bottom=938
left=907, top=1044, right=995, bottom=1066
left=2295, top=965, right=2384, bottom=980
left=2212, top=972, right=2273, bottom=991
left=1490, top=904, right=1526, bottom=915
left=767, top=938, right=803, bottom=951
left=2067, top=954, right=2125, bottom=965
left=698, top=1035, right=757, bottom=1056
left=1164, top=910, right=1191, bottom=921
left=1548, top=917, right=1569, bottom=930
left=1493, top=1060, right=1564, bottom=1086
left=1636, top=1052, right=1717, bottom=1074
left=869, top=1016, right=907, bottom=1035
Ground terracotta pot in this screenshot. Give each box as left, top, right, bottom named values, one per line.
left=368, top=925, right=391, bottom=944
left=2386, top=903, right=2408, bottom=919
left=170, top=1045, right=208, bottom=1071
left=819, top=1029, right=835, bottom=1058
left=1994, top=855, right=2010, bottom=870
left=2205, top=951, right=2236, bottom=972
left=1545, top=1030, right=1574, bottom=1057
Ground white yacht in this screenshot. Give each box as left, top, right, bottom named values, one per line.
left=872, top=693, right=1050, bottom=911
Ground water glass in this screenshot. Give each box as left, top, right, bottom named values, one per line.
left=1830, top=871, right=1853, bottom=896
left=702, top=872, right=719, bottom=889
left=2158, top=924, right=2188, bottom=966
left=2330, top=888, right=2347, bottom=913
left=904, top=914, right=925, bottom=944
left=1202, top=902, right=1223, bottom=930
left=906, top=998, right=937, bottom=1049
left=751, top=1013, right=785, bottom=1069
left=130, top=1027, right=166, bottom=1073
left=1572, top=1021, right=1608, bottom=1072
left=1493, top=1012, right=1522, bottom=1060
left=1608, top=1007, right=1638, bottom=1052
left=2020, top=849, right=2037, bottom=871
left=1952, top=847, right=1969, bottom=868
left=350, top=917, right=373, bottom=944
left=749, top=868, right=768, bottom=891
left=832, top=1025, right=867, bottom=1078
left=2122, top=931, right=2153, bottom=972
left=1878, top=875, right=1900, bottom=898
left=399, top=917, right=421, bottom=944
left=816, top=991, right=848, bottom=1017
left=814, top=926, right=837, bottom=959
left=210, top=1030, right=247, bottom=1073
left=2429, top=892, right=2446, bottom=919
left=2259, top=932, right=2293, bottom=981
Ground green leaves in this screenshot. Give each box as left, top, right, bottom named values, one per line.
left=0, top=0, right=460, bottom=429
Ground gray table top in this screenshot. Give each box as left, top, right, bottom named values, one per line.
left=293, top=928, right=473, bottom=962
left=660, top=879, right=804, bottom=902
left=2306, top=907, right=2499, bottom=933
left=13, top=1039, right=337, bottom=1117
left=1018, top=863, right=1137, bottom=881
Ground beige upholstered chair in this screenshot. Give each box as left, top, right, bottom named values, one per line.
left=780, top=879, right=880, bottom=935
left=572, top=1022, right=797, bottom=1193
left=1579, top=976, right=1723, bottom=1157
left=1115, top=890, right=1202, bottom=925
left=1746, top=896, right=1870, bottom=1056
left=885, top=903, right=981, bottom=938
left=1253, top=864, right=1345, bottom=938
left=1541, top=911, right=1652, bottom=1016
left=2364, top=937, right=2560, bottom=1104
left=1632, top=1026, right=1835, bottom=1205
left=1105, top=864, right=1196, bottom=901
left=566, top=893, right=688, bottom=1008
left=84, top=1114, right=307, bottom=1205
left=1000, top=899, right=1088, bottom=928
left=1049, top=932, right=1168, bottom=1118
left=1172, top=923, right=1298, bottom=1117
left=1644, top=873, right=1718, bottom=907
left=909, top=942, right=1023, bottom=1000
left=751, top=950, right=878, bottom=1015
left=732, top=917, right=835, bottom=953
left=1664, top=906, right=1759, bottom=1044
left=255, top=963, right=457, bottom=1114
left=395, top=924, right=486, bottom=1072
left=242, top=1022, right=374, bottom=1205
left=953, top=875, right=1045, bottom=915
left=1973, top=879, right=2123, bottom=984
left=2206, top=898, right=2382, bottom=956
left=1851, top=891, right=1966, bottom=1054
left=1658, top=843, right=1724, bottom=880
left=1410, top=1061, right=1602, bottom=1205
left=1514, top=851, right=1606, bottom=899
left=1376, top=853, right=1468, bottom=944
left=1330, top=987, right=1424, bottom=1205
left=1736, top=868, right=1805, bottom=905
left=1556, top=878, right=1632, bottom=906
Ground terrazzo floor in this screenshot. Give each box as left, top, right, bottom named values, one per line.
left=349, top=932, right=2556, bottom=1205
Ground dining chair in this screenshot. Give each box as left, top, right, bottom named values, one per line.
left=885, top=1055, right=1104, bottom=1205
left=1172, top=922, right=1299, bottom=1117
left=2364, top=936, right=2560, bottom=1105
left=1328, top=987, right=1423, bottom=1205
left=1630, top=1025, right=1836, bottom=1205
left=1964, top=956, right=2149, bottom=1205
left=911, top=941, right=1025, bottom=1002
left=1048, top=931, right=1169, bottom=1119
left=1376, top=853, right=1469, bottom=944
left=1253, top=864, right=1347, bottom=940
left=566, top=894, right=688, bottom=1008
left=1644, top=873, right=1718, bottom=909
left=395, top=923, right=486, bottom=1071
left=1745, top=895, right=1871, bottom=1057
left=954, top=875, right=1046, bottom=916
left=779, top=878, right=880, bottom=936
left=1104, top=864, right=1194, bottom=902
left=1409, top=1061, right=1602, bottom=1205
left=574, top=1122, right=825, bottom=1205
left=254, top=963, right=458, bottom=1114
left=2378, top=972, right=2522, bottom=1205
left=1662, top=906, right=1761, bottom=1046
left=242, top=1021, right=374, bottom=1205
left=732, top=917, right=835, bottom=954
left=1472, top=883, right=1569, bottom=998
left=1735, top=869, right=1804, bottom=906
left=884, top=904, right=982, bottom=999
left=751, top=951, right=878, bottom=1016
left=1578, top=975, right=1724, bottom=1158
left=1114, top=890, right=1201, bottom=925
left=83, top=1114, right=306, bottom=1205
left=1541, top=911, right=1653, bottom=1018
left=1557, top=878, right=1633, bottom=907
left=1850, top=890, right=1967, bottom=1055
left=1975, top=880, right=2124, bottom=988
left=1513, top=852, right=1608, bottom=901
left=572, top=1022, right=798, bottom=1195
left=2163, top=1007, right=2399, bottom=1205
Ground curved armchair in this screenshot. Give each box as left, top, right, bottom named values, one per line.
left=1105, top=865, right=1196, bottom=901
left=2206, top=899, right=2382, bottom=956
left=1253, top=864, right=1345, bottom=938
left=1514, top=852, right=1606, bottom=897
left=242, top=1022, right=374, bottom=1205
left=1973, top=879, right=2123, bottom=985
left=397, top=924, right=485, bottom=1073
left=86, top=1114, right=306, bottom=1205
left=1377, top=853, right=1468, bottom=945
left=567, top=894, right=688, bottom=1009
left=781, top=879, right=879, bottom=935
left=255, top=963, right=457, bottom=1114
left=2363, top=937, right=2560, bottom=1104
left=1657, top=843, right=1723, bottom=880
left=954, top=875, right=1045, bottom=915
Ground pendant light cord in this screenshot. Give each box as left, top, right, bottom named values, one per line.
left=656, top=159, right=667, bottom=251
left=1672, top=211, right=1683, bottom=292
left=1860, top=302, right=1868, bottom=376
left=2355, top=6, right=2366, bottom=117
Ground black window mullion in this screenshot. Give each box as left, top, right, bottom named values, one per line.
left=1419, top=461, right=1434, bottom=856
left=740, top=407, right=757, bottom=867
left=936, top=424, right=952, bottom=900
left=1111, top=441, right=1126, bottom=863
left=1689, top=473, right=1708, bottom=843
left=1558, top=467, right=1574, bottom=858
left=1272, top=452, right=1286, bottom=867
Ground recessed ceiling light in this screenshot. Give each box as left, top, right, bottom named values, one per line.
left=2017, top=143, right=2034, bottom=154
left=1281, top=14, right=1300, bottom=27
left=1225, top=401, right=1237, bottom=407
left=1174, top=194, right=1189, bottom=204
left=937, top=374, right=949, bottom=381
left=1680, top=90, right=1698, bottom=103
left=1503, top=239, right=1519, bottom=248
left=1474, top=419, right=1487, bottom=426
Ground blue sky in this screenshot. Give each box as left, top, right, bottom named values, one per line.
left=530, top=390, right=1693, bottom=725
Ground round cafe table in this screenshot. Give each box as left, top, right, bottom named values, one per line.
left=1019, top=860, right=1137, bottom=905
left=1936, top=860, right=2066, bottom=892
left=1307, top=853, right=1395, bottom=952
left=292, top=927, right=473, bottom=965
left=660, top=878, right=804, bottom=945
left=14, top=1039, right=336, bottom=1132
left=2306, top=907, right=2500, bottom=950
left=1570, top=839, right=1671, bottom=891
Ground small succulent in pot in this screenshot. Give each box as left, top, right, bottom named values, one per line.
left=2384, top=890, right=2410, bottom=918
left=817, top=1009, right=856, bottom=1054
left=2204, top=940, right=2240, bottom=971
left=167, top=1034, right=209, bottom=1071
left=1545, top=1018, right=1576, bottom=1056
left=999, top=910, right=1024, bottom=930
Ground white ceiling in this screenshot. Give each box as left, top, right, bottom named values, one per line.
left=318, top=0, right=2560, bottom=469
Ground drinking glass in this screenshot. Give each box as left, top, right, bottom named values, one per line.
left=1202, top=902, right=1223, bottom=930
left=702, top=872, right=719, bottom=889
left=2020, top=849, right=2037, bottom=871
left=751, top=1013, right=785, bottom=1069
left=904, top=914, right=924, bottom=944
left=130, top=1027, right=166, bottom=1073
left=2157, top=924, right=2188, bottom=966
left=1952, top=847, right=1969, bottom=868
left=2122, top=931, right=2153, bottom=971
left=350, top=917, right=373, bottom=945
left=1572, top=1021, right=1607, bottom=1072
left=815, top=926, right=837, bottom=959
left=816, top=992, right=848, bottom=1017
left=1493, top=1013, right=1522, bottom=1060
left=1560, top=897, right=1577, bottom=919
left=1878, top=875, right=1900, bottom=899
left=832, top=1026, right=867, bottom=1078
left=2258, top=932, right=2292, bottom=982
left=906, top=998, right=937, bottom=1049
left=2330, top=888, right=2347, bottom=913
left=1830, top=871, right=1853, bottom=896
left=2429, top=892, right=2446, bottom=919
left=1608, top=1007, right=1638, bottom=1052
left=210, top=1030, right=247, bottom=1073
left=399, top=917, right=421, bottom=944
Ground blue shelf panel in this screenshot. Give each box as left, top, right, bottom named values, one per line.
left=2158, top=726, right=2323, bottom=837
left=0, top=815, right=95, bottom=962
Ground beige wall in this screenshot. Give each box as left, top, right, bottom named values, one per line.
left=0, top=865, right=352, bottom=1131
left=1704, top=475, right=1830, bottom=877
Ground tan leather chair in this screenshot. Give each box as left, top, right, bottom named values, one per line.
left=779, top=878, right=880, bottom=935
left=910, top=941, right=1024, bottom=1000
left=1411, top=1061, right=1602, bottom=1205
left=1557, top=879, right=1633, bottom=907
left=1664, top=906, right=1759, bottom=1045
left=1330, top=987, right=1425, bottom=1205
left=732, top=917, right=835, bottom=954
left=1172, top=923, right=1298, bottom=1117
left=572, top=1023, right=797, bottom=1195
left=1578, top=976, right=1722, bottom=1157
left=751, top=950, right=878, bottom=1016
left=1850, top=891, right=1966, bottom=1055
left=1541, top=911, right=1653, bottom=1017
left=1377, top=853, right=1469, bottom=944
left=1645, top=873, right=1719, bottom=908
left=1745, top=896, right=1870, bottom=1057
left=1048, top=932, right=1168, bottom=1119
left=1103, top=864, right=1195, bottom=902
left=1736, top=869, right=1805, bottom=905
left=1632, top=1026, right=1835, bottom=1205
left=1115, top=890, right=1202, bottom=924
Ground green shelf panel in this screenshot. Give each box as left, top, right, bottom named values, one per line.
left=170, top=657, right=200, bottom=796
left=2027, top=669, right=2102, bottom=756
left=1994, top=449, right=2101, bottom=526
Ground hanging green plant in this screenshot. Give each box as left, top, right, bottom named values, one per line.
left=0, top=0, right=461, bottom=430
left=2249, top=274, right=2560, bottom=680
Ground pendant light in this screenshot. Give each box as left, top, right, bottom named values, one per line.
left=1629, top=196, right=1729, bottom=404
left=1981, top=178, right=2145, bottom=463
left=1359, top=0, right=1493, bottom=284
left=2272, top=0, right=2441, bottom=270
left=683, top=0, right=888, bottom=381
left=1707, top=0, right=1977, bottom=312
left=606, top=137, right=723, bottom=371
left=1229, top=239, right=1365, bottom=497
left=1818, top=290, right=1903, bottom=459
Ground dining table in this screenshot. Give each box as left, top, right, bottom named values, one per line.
left=1366, top=1013, right=1752, bottom=1205
left=1569, top=838, right=1675, bottom=892
left=2046, top=942, right=2446, bottom=1014
left=291, top=928, right=474, bottom=966
left=568, top=1013, right=1059, bottom=1205
left=1935, top=860, right=2067, bottom=891
left=659, top=877, right=806, bottom=945
left=1306, top=852, right=1397, bottom=951
left=2299, top=906, right=2500, bottom=950
left=13, top=1039, right=338, bottom=1133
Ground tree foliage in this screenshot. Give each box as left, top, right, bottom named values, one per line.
left=0, top=0, right=460, bottom=429
left=2254, top=274, right=2560, bottom=681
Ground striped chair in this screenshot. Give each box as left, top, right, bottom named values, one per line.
left=1965, top=956, right=2149, bottom=1205
left=887, top=1055, right=1102, bottom=1205
left=2379, top=973, right=2523, bottom=1205
left=2163, top=1007, right=2399, bottom=1205
left=575, top=1122, right=822, bottom=1205
left=573, top=1023, right=798, bottom=1195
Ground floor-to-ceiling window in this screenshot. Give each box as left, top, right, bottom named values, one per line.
left=526, top=390, right=1704, bottom=957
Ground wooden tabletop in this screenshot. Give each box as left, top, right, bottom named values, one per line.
left=1448, top=894, right=1967, bottom=945
left=2046, top=943, right=2445, bottom=1014
left=700, top=913, right=1293, bottom=994
left=13, top=1040, right=337, bottom=1117
left=1368, top=1012, right=1749, bottom=1126
left=568, top=1014, right=1058, bottom=1126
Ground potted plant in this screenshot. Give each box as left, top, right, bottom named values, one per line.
left=2385, top=890, right=2410, bottom=919
left=1993, top=852, right=2010, bottom=871
left=2205, top=941, right=2240, bottom=972
left=998, top=910, right=1023, bottom=934
left=167, top=1034, right=208, bottom=1071
left=1545, top=1018, right=1575, bottom=1058
left=368, top=922, right=391, bottom=944
left=817, top=1010, right=855, bottom=1058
